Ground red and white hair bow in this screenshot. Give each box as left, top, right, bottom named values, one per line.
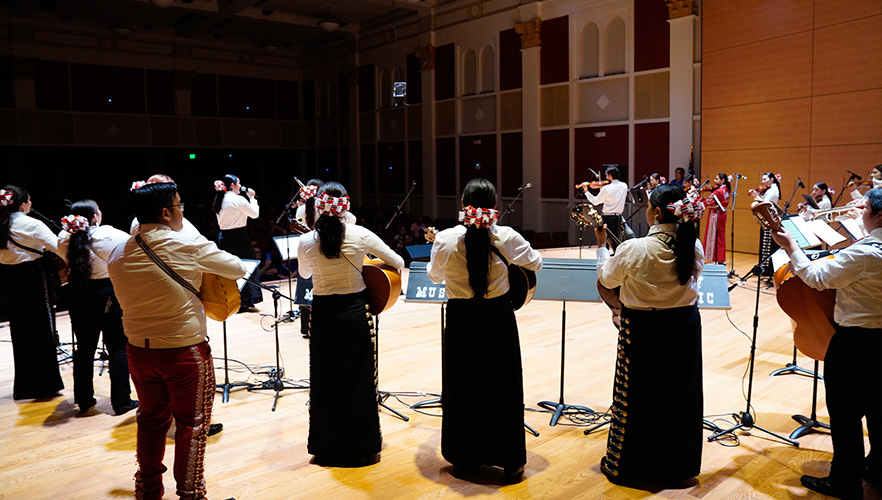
left=660, top=176, right=667, bottom=184
left=666, top=192, right=705, bottom=223
left=459, top=206, right=499, bottom=228
left=131, top=180, right=147, bottom=191
left=315, top=192, right=350, bottom=217
left=774, top=173, right=782, bottom=181
left=828, top=187, right=836, bottom=195
left=61, top=214, right=90, bottom=233
left=214, top=180, right=227, bottom=192
left=298, top=185, right=319, bottom=205
left=0, top=189, right=12, bottom=207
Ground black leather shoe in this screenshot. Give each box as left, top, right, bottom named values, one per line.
left=504, top=465, right=525, bottom=483
left=113, top=400, right=139, bottom=416
left=208, top=423, right=223, bottom=436
left=78, top=398, right=97, bottom=413
left=800, top=475, right=862, bottom=500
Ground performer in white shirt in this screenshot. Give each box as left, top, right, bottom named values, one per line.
left=58, top=199, right=136, bottom=415
left=427, top=178, right=542, bottom=482
left=293, top=178, right=358, bottom=229
left=577, top=166, right=635, bottom=250
left=296, top=182, right=403, bottom=466
left=594, top=184, right=705, bottom=486
left=799, top=182, right=834, bottom=217
left=772, top=187, right=882, bottom=499
left=213, top=174, right=262, bottom=313
left=109, top=182, right=246, bottom=500
left=0, top=185, right=64, bottom=400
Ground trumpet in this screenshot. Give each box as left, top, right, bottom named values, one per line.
left=802, top=205, right=863, bottom=222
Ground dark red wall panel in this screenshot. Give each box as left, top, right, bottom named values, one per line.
left=634, top=122, right=669, bottom=182
left=540, top=16, right=569, bottom=85
left=378, top=141, right=406, bottom=195
left=574, top=125, right=629, bottom=184
left=459, top=134, right=497, bottom=192
left=500, top=132, right=523, bottom=197
left=635, top=0, right=670, bottom=72
left=435, top=43, right=455, bottom=101
left=541, top=129, right=569, bottom=198
left=436, top=137, right=456, bottom=195
left=499, top=28, right=522, bottom=91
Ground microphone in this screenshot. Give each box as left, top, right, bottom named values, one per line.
left=797, top=178, right=805, bottom=188
left=846, top=170, right=862, bottom=180
left=734, top=173, right=747, bottom=180
left=518, top=183, right=532, bottom=191
left=411, top=180, right=418, bottom=186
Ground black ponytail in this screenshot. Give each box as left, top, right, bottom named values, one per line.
left=0, top=185, right=29, bottom=249
left=461, top=178, right=498, bottom=300
left=66, top=200, right=99, bottom=293
left=212, top=174, right=238, bottom=214
left=314, top=182, right=347, bottom=259
left=649, top=184, right=697, bottom=286
left=717, top=172, right=731, bottom=192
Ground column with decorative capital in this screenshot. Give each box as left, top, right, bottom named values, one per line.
left=416, top=44, right=438, bottom=215
left=667, top=1, right=697, bottom=179
left=515, top=18, right=542, bottom=231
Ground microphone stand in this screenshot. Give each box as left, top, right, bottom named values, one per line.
left=501, top=185, right=530, bottom=225
left=832, top=174, right=860, bottom=207
left=385, top=181, right=418, bottom=231
left=245, top=278, right=309, bottom=411
left=783, top=179, right=804, bottom=214
left=708, top=248, right=799, bottom=447
left=728, top=175, right=742, bottom=278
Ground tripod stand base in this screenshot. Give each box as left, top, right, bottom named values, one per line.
left=217, top=381, right=257, bottom=403
left=379, top=391, right=409, bottom=422
left=249, top=378, right=309, bottom=411
left=707, top=412, right=800, bottom=447
left=770, top=362, right=822, bottom=379
left=411, top=397, right=441, bottom=409
left=537, top=400, right=594, bottom=427
left=789, top=414, right=830, bottom=440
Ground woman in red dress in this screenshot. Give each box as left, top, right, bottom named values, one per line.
left=703, top=173, right=730, bottom=264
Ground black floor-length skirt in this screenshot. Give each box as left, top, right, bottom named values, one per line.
left=308, top=292, right=381, bottom=461
left=218, top=226, right=262, bottom=308
left=0, top=260, right=64, bottom=399
left=601, top=304, right=703, bottom=485
left=442, top=296, right=526, bottom=469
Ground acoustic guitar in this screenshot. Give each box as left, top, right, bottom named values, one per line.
left=288, top=217, right=311, bottom=235
left=571, top=202, right=623, bottom=328
left=362, top=258, right=402, bottom=315
left=750, top=202, right=836, bottom=360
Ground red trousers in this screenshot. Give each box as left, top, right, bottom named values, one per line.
left=127, top=341, right=215, bottom=500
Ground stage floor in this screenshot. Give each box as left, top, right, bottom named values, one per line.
left=0, top=248, right=878, bottom=500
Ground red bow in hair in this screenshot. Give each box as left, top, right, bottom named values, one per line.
left=131, top=181, right=147, bottom=191
left=0, top=189, right=12, bottom=207
left=61, top=214, right=90, bottom=233
left=459, top=206, right=499, bottom=228
left=315, top=192, right=350, bottom=217
left=666, top=192, right=706, bottom=222
left=214, top=180, right=227, bottom=192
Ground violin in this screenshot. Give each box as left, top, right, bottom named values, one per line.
left=748, top=184, right=768, bottom=197
left=575, top=180, right=609, bottom=191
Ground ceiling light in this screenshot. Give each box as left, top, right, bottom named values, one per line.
left=110, top=26, right=134, bottom=38
left=317, top=20, right=340, bottom=32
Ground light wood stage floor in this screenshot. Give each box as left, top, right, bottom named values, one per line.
left=0, top=248, right=878, bottom=500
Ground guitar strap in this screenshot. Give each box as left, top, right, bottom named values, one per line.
left=134, top=234, right=200, bottom=297
left=650, top=231, right=676, bottom=251
left=8, top=238, right=48, bottom=257
left=488, top=245, right=510, bottom=266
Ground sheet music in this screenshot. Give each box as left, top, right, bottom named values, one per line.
left=807, top=219, right=847, bottom=246
left=839, top=218, right=868, bottom=240
left=237, top=259, right=260, bottom=291
left=782, top=217, right=821, bottom=248
left=771, top=248, right=790, bottom=272
left=273, top=234, right=301, bottom=260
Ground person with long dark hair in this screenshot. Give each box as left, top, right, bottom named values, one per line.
left=750, top=171, right=781, bottom=206
left=799, top=182, right=834, bottom=216
left=58, top=200, right=137, bottom=414
left=0, top=185, right=64, bottom=400
left=702, top=173, right=731, bottom=265
left=213, top=174, right=262, bottom=313
left=594, top=184, right=705, bottom=486
left=426, top=178, right=542, bottom=482
left=296, top=182, right=403, bottom=465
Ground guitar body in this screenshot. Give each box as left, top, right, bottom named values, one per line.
left=362, top=259, right=402, bottom=315
left=288, top=217, right=311, bottom=235
left=199, top=274, right=241, bottom=322
left=773, top=257, right=836, bottom=360
left=597, top=282, right=623, bottom=329
left=507, top=265, right=537, bottom=311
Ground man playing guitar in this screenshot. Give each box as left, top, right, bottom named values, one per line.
left=770, top=187, right=882, bottom=500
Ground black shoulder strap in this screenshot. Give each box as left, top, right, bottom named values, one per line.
left=135, top=234, right=199, bottom=296
left=488, top=245, right=509, bottom=266
left=9, top=238, right=47, bottom=257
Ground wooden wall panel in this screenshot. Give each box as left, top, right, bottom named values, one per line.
left=540, top=85, right=569, bottom=128
left=811, top=144, right=882, bottom=195
left=813, top=16, right=882, bottom=96
left=633, top=71, right=669, bottom=120
left=701, top=149, right=811, bottom=185
left=813, top=0, right=882, bottom=28
left=499, top=91, right=522, bottom=131
left=811, top=89, right=882, bottom=146
left=702, top=0, right=813, bottom=53
left=435, top=100, right=456, bottom=136
left=702, top=33, right=812, bottom=109
left=702, top=99, right=811, bottom=151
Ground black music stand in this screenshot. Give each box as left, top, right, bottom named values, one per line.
left=272, top=234, right=301, bottom=323
left=534, top=258, right=598, bottom=426
left=790, top=359, right=830, bottom=439
left=216, top=259, right=261, bottom=403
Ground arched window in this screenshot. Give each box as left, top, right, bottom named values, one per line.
left=605, top=17, right=626, bottom=75
left=462, top=49, right=477, bottom=96
left=379, top=68, right=391, bottom=108
left=479, top=45, right=494, bottom=93
left=580, top=23, right=600, bottom=79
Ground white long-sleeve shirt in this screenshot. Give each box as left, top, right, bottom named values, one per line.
left=0, top=212, right=59, bottom=265
left=585, top=180, right=629, bottom=215
left=58, top=224, right=130, bottom=279
left=108, top=223, right=247, bottom=348
left=427, top=225, right=543, bottom=300
left=788, top=227, right=882, bottom=329
left=596, top=223, right=704, bottom=310
left=217, top=192, right=259, bottom=230
left=297, top=224, right=403, bottom=296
